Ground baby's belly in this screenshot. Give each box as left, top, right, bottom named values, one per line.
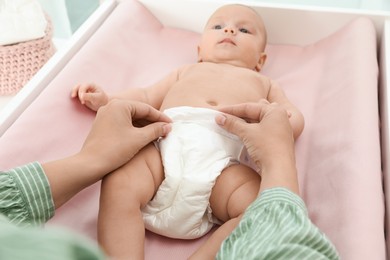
left=159, top=94, right=247, bottom=111
left=160, top=99, right=220, bottom=111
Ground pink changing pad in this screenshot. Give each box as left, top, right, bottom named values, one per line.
left=0, top=0, right=384, bottom=259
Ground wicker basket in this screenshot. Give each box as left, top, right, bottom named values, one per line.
left=0, top=14, right=55, bottom=95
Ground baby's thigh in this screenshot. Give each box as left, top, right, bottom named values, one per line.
left=102, top=143, right=164, bottom=207
left=210, top=164, right=261, bottom=222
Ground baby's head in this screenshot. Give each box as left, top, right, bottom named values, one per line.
left=198, top=4, right=267, bottom=72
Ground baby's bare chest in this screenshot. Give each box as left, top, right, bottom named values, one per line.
left=159, top=64, right=273, bottom=110
left=172, top=66, right=270, bottom=101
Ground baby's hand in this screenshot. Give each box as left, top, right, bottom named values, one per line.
left=71, top=83, right=109, bottom=111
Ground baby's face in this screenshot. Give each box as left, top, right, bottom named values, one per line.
left=198, top=5, right=267, bottom=71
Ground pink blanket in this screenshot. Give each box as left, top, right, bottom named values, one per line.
left=0, top=0, right=384, bottom=259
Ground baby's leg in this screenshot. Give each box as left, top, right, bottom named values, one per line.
left=190, top=164, right=261, bottom=259
left=98, top=144, right=164, bottom=260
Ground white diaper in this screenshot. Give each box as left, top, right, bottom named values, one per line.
left=142, top=106, right=245, bottom=239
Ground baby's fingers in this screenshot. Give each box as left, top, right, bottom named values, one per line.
left=71, top=84, right=92, bottom=98
left=82, top=92, right=98, bottom=103
left=71, top=84, right=81, bottom=98
left=82, top=93, right=106, bottom=111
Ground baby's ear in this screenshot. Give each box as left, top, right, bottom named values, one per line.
left=255, top=53, right=267, bottom=72
left=197, top=46, right=203, bottom=62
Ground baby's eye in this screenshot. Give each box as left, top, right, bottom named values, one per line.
left=213, top=25, right=222, bottom=30
left=239, top=28, right=250, bottom=34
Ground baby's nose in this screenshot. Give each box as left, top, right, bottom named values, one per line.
left=224, top=27, right=236, bottom=34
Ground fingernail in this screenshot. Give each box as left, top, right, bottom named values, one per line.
left=162, top=124, right=172, bottom=136
left=215, top=114, right=226, bottom=126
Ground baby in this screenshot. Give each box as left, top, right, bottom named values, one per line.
left=72, top=4, right=304, bottom=259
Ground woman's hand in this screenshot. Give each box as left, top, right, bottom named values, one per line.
left=43, top=99, right=171, bottom=208
left=81, top=99, right=172, bottom=171
left=216, top=100, right=299, bottom=194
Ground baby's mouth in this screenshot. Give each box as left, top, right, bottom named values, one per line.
left=219, top=38, right=236, bottom=45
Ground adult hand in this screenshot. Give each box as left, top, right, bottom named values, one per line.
left=81, top=99, right=172, bottom=172
left=215, top=100, right=299, bottom=194
left=44, top=99, right=171, bottom=208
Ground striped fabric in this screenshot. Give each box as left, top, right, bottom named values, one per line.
left=0, top=162, right=54, bottom=227
left=0, top=162, right=106, bottom=260
left=217, top=187, right=340, bottom=260
left=0, top=163, right=339, bottom=259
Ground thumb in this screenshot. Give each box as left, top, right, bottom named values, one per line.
left=215, top=114, right=246, bottom=137
left=83, top=93, right=106, bottom=110
left=82, top=92, right=99, bottom=102
left=139, top=122, right=172, bottom=143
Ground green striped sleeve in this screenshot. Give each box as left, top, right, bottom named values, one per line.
left=217, top=187, right=339, bottom=260
left=0, top=162, right=55, bottom=227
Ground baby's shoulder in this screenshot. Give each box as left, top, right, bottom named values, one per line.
left=175, top=63, right=198, bottom=76
left=253, top=72, right=273, bottom=85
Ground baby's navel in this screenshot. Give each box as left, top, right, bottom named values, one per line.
left=207, top=100, right=218, bottom=106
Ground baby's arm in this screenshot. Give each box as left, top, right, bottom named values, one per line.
left=111, top=69, right=179, bottom=109
left=72, top=69, right=180, bottom=111
left=267, top=80, right=305, bottom=139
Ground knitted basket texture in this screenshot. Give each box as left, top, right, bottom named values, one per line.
left=0, top=15, right=55, bottom=95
